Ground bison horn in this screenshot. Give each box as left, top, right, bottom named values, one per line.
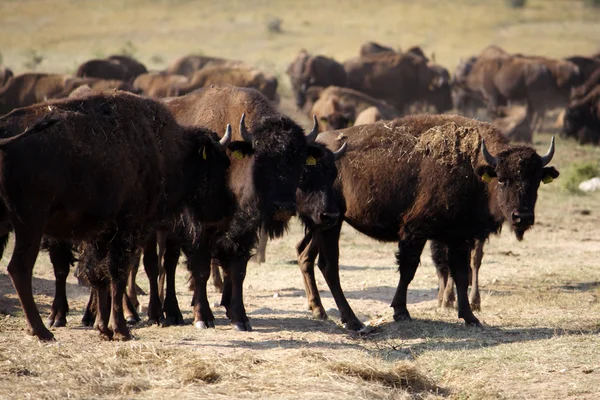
left=239, top=113, right=253, bottom=143
left=333, top=141, right=348, bottom=160
left=219, top=124, right=232, bottom=148
left=481, top=139, right=497, bottom=168
left=305, top=115, right=319, bottom=144
left=540, top=136, right=555, bottom=167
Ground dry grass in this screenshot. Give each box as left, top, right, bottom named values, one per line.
left=2, top=1, right=600, bottom=399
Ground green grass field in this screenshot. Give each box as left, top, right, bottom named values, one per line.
left=1, top=1, right=600, bottom=399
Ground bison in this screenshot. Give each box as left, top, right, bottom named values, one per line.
left=570, top=68, right=600, bottom=101
left=173, top=65, right=279, bottom=102
left=159, top=85, right=346, bottom=330
left=166, top=54, right=241, bottom=77
left=0, top=73, right=73, bottom=116
left=287, top=49, right=348, bottom=109
left=359, top=41, right=395, bottom=57
left=75, top=55, right=147, bottom=82
left=0, top=91, right=233, bottom=341
left=133, top=71, right=189, bottom=98
left=295, top=115, right=558, bottom=330
left=343, top=51, right=453, bottom=114
left=563, top=85, right=600, bottom=145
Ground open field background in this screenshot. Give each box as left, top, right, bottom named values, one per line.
left=1, top=0, right=600, bottom=399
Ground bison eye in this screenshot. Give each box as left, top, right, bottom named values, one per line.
left=497, top=178, right=508, bottom=186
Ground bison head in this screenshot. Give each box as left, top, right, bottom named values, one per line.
left=476, top=138, right=559, bottom=240
left=421, top=64, right=453, bottom=113
left=296, top=139, right=347, bottom=230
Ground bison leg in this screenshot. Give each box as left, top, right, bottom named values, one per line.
left=7, top=221, right=53, bottom=340
left=221, top=257, right=252, bottom=332
left=447, top=240, right=481, bottom=326
left=162, top=234, right=184, bottom=327
left=93, top=286, right=113, bottom=339
left=391, top=238, right=427, bottom=322
left=126, top=251, right=141, bottom=312
left=297, top=230, right=327, bottom=320
left=315, top=223, right=363, bottom=331
left=431, top=240, right=455, bottom=309
left=47, top=240, right=74, bottom=328
left=106, top=237, right=140, bottom=341
left=123, top=291, right=140, bottom=325
left=469, top=239, right=484, bottom=311
left=81, top=289, right=96, bottom=327
left=210, top=258, right=224, bottom=293
left=157, top=230, right=168, bottom=305
left=142, top=232, right=164, bottom=325
left=250, top=225, right=268, bottom=264
left=187, top=246, right=216, bottom=329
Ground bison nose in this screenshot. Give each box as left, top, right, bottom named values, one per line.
left=273, top=202, right=296, bottom=221
left=511, top=211, right=534, bottom=226
left=319, top=212, right=340, bottom=227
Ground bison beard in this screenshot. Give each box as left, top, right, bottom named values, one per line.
left=295, top=115, right=558, bottom=330
left=0, top=91, right=232, bottom=341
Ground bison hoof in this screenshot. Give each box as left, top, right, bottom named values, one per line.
left=343, top=319, right=364, bottom=331
left=470, top=303, right=481, bottom=312
left=311, top=308, right=328, bottom=321
left=30, top=327, right=55, bottom=342
left=194, top=320, right=215, bottom=329
left=393, top=311, right=412, bottom=322
left=442, top=301, right=455, bottom=310
left=162, top=316, right=185, bottom=327
left=126, top=316, right=140, bottom=326
left=232, top=321, right=253, bottom=332
left=112, top=331, right=133, bottom=341
left=47, top=317, right=67, bottom=328
left=465, top=318, right=482, bottom=327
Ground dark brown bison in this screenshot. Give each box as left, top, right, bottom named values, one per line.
left=287, top=49, right=348, bottom=109
left=166, top=54, right=241, bottom=77
left=160, top=85, right=336, bottom=330
left=359, top=41, right=395, bottom=57
left=173, top=65, right=279, bottom=102
left=343, top=51, right=453, bottom=114
left=295, top=115, right=558, bottom=329
left=133, top=71, right=189, bottom=98
left=76, top=56, right=147, bottom=82
left=564, top=56, right=600, bottom=84
left=563, top=85, right=600, bottom=145
left=0, top=73, right=73, bottom=116
left=308, top=86, right=400, bottom=131
left=1, top=66, right=13, bottom=87
left=0, top=91, right=233, bottom=341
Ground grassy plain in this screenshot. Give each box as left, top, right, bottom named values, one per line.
left=1, top=0, right=600, bottom=399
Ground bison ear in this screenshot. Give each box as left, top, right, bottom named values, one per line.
left=542, top=166, right=559, bottom=184
left=227, top=141, right=254, bottom=158
left=475, top=165, right=497, bottom=182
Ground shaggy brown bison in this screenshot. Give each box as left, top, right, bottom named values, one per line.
left=343, top=51, right=452, bottom=114
left=296, top=115, right=558, bottom=329
left=160, top=85, right=333, bottom=330
left=0, top=91, right=233, bottom=341
left=287, top=49, right=348, bottom=109
left=0, top=73, right=71, bottom=116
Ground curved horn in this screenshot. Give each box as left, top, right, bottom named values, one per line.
left=333, top=141, right=348, bottom=160
left=219, top=124, right=232, bottom=148
left=305, top=115, right=319, bottom=144
left=239, top=113, right=253, bottom=143
left=540, top=136, right=555, bottom=167
left=481, top=139, right=497, bottom=168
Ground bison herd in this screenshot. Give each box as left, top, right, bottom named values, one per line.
left=1, top=40, right=584, bottom=342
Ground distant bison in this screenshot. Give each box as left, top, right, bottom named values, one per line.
left=0, top=73, right=72, bottom=116
left=76, top=55, right=147, bottom=82
left=166, top=54, right=241, bottom=77
left=296, top=115, right=558, bottom=330
left=563, top=85, right=600, bottom=145
left=173, top=65, right=279, bottom=102
left=0, top=66, right=13, bottom=87
left=0, top=91, right=233, bottom=341
left=359, top=41, right=395, bottom=57
left=133, top=71, right=189, bottom=98
left=343, top=51, right=452, bottom=114
left=287, top=49, right=347, bottom=109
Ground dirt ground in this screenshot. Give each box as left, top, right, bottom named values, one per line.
left=1, top=0, right=600, bottom=399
